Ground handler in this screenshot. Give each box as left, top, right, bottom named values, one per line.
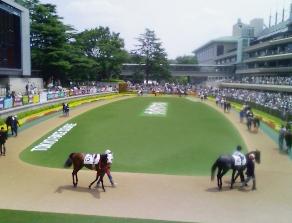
left=241, top=153, right=256, bottom=190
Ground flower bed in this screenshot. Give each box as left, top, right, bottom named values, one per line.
left=0, top=93, right=129, bottom=129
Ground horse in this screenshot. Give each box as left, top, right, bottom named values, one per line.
left=211, top=150, right=261, bottom=190
left=247, top=116, right=260, bottom=132
left=64, top=153, right=109, bottom=191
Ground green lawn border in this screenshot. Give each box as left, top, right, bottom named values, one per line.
left=0, top=209, right=189, bottom=223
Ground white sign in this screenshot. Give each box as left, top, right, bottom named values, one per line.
left=31, top=123, right=77, bottom=151
left=144, top=102, right=168, bottom=116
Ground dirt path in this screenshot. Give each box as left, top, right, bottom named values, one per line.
left=0, top=96, right=292, bottom=223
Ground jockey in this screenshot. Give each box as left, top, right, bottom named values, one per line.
left=232, top=145, right=246, bottom=166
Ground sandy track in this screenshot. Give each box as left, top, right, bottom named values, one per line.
left=0, top=96, right=292, bottom=223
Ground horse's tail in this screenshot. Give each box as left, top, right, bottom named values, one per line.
left=64, top=153, right=74, bottom=168
left=211, top=159, right=218, bottom=181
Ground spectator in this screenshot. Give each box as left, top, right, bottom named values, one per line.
left=279, top=125, right=286, bottom=151
left=0, top=127, right=8, bottom=156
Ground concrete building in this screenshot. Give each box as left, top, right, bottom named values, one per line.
left=0, top=0, right=43, bottom=95
left=237, top=6, right=292, bottom=76
left=0, top=0, right=30, bottom=77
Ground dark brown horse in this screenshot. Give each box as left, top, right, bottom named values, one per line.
left=64, top=153, right=109, bottom=191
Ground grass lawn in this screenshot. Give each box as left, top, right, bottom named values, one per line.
left=20, top=97, right=246, bottom=176
left=0, top=209, right=187, bottom=223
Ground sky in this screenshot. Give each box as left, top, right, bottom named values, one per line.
left=40, top=0, right=292, bottom=59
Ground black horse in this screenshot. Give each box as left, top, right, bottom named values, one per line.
left=211, top=150, right=261, bottom=190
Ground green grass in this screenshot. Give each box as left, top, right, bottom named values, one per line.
left=20, top=97, right=246, bottom=175
left=0, top=209, right=186, bottom=223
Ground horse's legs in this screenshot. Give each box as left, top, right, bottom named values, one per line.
left=230, top=170, right=236, bottom=189
left=218, top=168, right=229, bottom=190
left=217, top=168, right=222, bottom=190
left=88, top=174, right=100, bottom=189
left=72, top=169, right=79, bottom=187
left=99, top=174, right=105, bottom=192
left=72, top=171, right=77, bottom=187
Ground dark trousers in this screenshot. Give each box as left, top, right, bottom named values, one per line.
left=11, top=127, right=18, bottom=136
left=0, top=143, right=6, bottom=155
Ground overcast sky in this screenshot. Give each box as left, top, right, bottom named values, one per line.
left=40, top=0, right=291, bottom=59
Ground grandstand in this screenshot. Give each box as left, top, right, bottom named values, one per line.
left=194, top=3, right=292, bottom=120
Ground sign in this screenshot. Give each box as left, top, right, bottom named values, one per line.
left=4, top=98, right=13, bottom=109
left=33, top=95, right=40, bottom=103
left=0, top=97, right=4, bottom=109
left=22, top=96, right=29, bottom=105
left=31, top=123, right=77, bottom=151
left=39, top=92, right=47, bottom=103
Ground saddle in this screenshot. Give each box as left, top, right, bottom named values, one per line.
left=84, top=154, right=100, bottom=165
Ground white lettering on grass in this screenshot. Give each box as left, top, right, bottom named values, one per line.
left=31, top=123, right=77, bottom=152
left=144, top=102, right=168, bottom=116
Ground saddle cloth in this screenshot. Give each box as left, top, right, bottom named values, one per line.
left=232, top=155, right=246, bottom=166
left=84, top=154, right=100, bottom=165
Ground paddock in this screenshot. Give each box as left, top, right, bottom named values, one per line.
left=0, top=96, right=291, bottom=223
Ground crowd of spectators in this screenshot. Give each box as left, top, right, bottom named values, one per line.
left=223, top=75, right=292, bottom=86
left=0, top=83, right=117, bottom=111
left=127, top=82, right=194, bottom=95
left=200, top=87, right=292, bottom=114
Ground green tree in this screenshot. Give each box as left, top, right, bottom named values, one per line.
left=75, top=27, right=127, bottom=81
left=16, top=0, right=74, bottom=84
left=175, top=55, right=198, bottom=64
left=132, top=29, right=170, bottom=83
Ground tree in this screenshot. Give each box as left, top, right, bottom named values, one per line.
left=16, top=0, right=75, bottom=84
left=75, top=27, right=127, bottom=81
left=132, top=29, right=170, bottom=83
left=175, top=55, right=198, bottom=64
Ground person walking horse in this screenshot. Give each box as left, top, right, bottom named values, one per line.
left=11, top=116, right=20, bottom=136
left=241, top=153, right=257, bottom=190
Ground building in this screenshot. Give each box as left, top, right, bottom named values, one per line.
left=237, top=7, right=292, bottom=76
left=194, top=4, right=292, bottom=81
left=194, top=18, right=259, bottom=68
left=0, top=0, right=30, bottom=76
left=0, top=0, right=43, bottom=95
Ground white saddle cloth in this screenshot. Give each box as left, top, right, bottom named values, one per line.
left=84, top=154, right=100, bottom=165
left=232, top=155, right=246, bottom=166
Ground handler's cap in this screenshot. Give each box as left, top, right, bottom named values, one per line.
left=105, top=149, right=112, bottom=154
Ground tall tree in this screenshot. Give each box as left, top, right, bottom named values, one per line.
left=132, top=29, right=170, bottom=83
left=75, top=27, right=127, bottom=81
left=16, top=0, right=74, bottom=83
left=175, top=55, right=198, bottom=64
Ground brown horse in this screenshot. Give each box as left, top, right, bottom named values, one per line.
left=64, top=153, right=109, bottom=191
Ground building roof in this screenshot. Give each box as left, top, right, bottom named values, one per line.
left=256, top=19, right=292, bottom=41
left=194, top=36, right=239, bottom=53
